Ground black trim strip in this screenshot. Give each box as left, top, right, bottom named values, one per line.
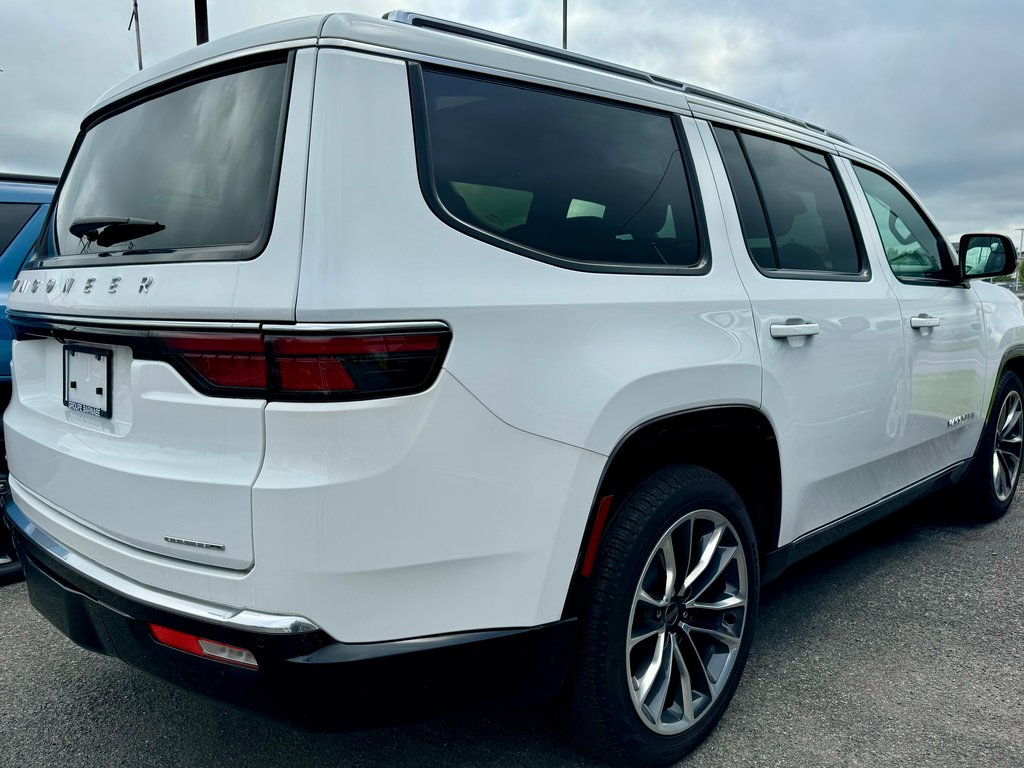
left=762, top=461, right=969, bottom=582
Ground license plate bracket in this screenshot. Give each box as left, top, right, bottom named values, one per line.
left=63, top=344, right=112, bottom=419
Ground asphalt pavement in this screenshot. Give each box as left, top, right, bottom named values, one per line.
left=1, top=494, right=1022, bottom=767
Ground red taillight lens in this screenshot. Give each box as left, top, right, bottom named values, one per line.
left=160, top=334, right=267, bottom=390
left=267, top=333, right=445, bottom=398
left=154, top=330, right=449, bottom=401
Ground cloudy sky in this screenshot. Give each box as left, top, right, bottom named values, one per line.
left=2, top=1, right=1021, bottom=240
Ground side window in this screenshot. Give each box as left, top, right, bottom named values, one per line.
left=417, top=67, right=704, bottom=271
left=713, top=126, right=864, bottom=276
left=852, top=165, right=950, bottom=281
left=0, top=203, right=39, bottom=258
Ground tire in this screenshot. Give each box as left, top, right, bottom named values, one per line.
left=0, top=532, right=22, bottom=587
left=958, top=370, right=1024, bottom=522
left=568, top=465, right=759, bottom=767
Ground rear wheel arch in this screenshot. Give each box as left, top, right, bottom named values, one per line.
left=562, top=406, right=781, bottom=619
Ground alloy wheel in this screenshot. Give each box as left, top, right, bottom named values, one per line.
left=626, top=509, right=748, bottom=735
left=993, top=389, right=1023, bottom=502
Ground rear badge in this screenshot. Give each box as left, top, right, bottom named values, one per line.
left=164, top=536, right=225, bottom=551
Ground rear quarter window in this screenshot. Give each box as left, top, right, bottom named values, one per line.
left=414, top=66, right=706, bottom=273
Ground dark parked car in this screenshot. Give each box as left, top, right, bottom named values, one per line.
left=0, top=173, right=55, bottom=584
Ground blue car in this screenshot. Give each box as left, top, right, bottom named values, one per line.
left=0, top=173, right=55, bottom=584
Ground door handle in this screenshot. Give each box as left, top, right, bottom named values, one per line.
left=770, top=319, right=820, bottom=339
left=910, top=314, right=941, bottom=329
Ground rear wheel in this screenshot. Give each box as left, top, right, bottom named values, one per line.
left=569, top=466, right=758, bottom=767
left=959, top=370, right=1024, bottom=522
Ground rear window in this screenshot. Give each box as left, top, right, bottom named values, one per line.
left=415, top=67, right=704, bottom=272
left=0, top=203, right=39, bottom=258
left=41, top=59, right=289, bottom=266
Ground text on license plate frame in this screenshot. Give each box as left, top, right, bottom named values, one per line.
left=63, top=344, right=113, bottom=419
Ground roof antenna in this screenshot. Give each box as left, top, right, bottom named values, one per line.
left=128, top=0, right=143, bottom=71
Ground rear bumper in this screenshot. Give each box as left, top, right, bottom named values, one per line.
left=4, top=501, right=575, bottom=726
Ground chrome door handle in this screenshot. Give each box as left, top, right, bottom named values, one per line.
left=770, top=319, right=820, bottom=339
left=910, top=314, right=941, bottom=329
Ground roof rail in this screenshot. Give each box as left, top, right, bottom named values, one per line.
left=681, top=86, right=850, bottom=144
left=384, top=11, right=659, bottom=86
left=0, top=173, right=58, bottom=186
left=384, top=10, right=849, bottom=145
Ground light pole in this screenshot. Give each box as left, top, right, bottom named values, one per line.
left=195, top=0, right=209, bottom=45
left=562, top=0, right=567, bottom=49
left=128, top=0, right=143, bottom=71
left=1015, top=228, right=1023, bottom=293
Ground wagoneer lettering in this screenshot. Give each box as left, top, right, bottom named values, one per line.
left=4, top=11, right=1022, bottom=767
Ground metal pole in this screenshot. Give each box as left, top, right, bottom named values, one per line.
left=128, top=0, right=143, bottom=71
left=562, top=0, right=567, bottom=49
left=195, top=0, right=209, bottom=45
left=1015, top=228, right=1024, bottom=293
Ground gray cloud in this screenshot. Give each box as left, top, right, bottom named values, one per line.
left=2, top=1, right=1021, bottom=238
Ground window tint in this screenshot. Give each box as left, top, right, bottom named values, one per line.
left=714, top=127, right=862, bottom=275
left=49, top=60, right=289, bottom=263
left=853, top=165, right=949, bottom=281
left=419, top=68, right=702, bottom=270
left=0, top=203, right=38, bottom=258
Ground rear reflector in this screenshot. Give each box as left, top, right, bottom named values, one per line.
left=149, top=623, right=259, bottom=669
left=152, top=329, right=450, bottom=401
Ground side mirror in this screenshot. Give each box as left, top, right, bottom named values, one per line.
left=959, top=233, right=1018, bottom=280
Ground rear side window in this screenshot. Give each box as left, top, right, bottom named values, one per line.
left=415, top=67, right=704, bottom=272
left=853, top=165, right=951, bottom=282
left=714, top=126, right=864, bottom=277
left=0, top=203, right=38, bottom=258
left=41, top=58, right=290, bottom=267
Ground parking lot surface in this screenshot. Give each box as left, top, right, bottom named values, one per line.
left=2, top=495, right=1022, bottom=768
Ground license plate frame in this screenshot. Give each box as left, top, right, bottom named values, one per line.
left=63, top=344, right=113, bottom=419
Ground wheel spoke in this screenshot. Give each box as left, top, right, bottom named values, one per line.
left=1002, top=398, right=1021, bottom=436
left=688, top=546, right=739, bottom=603
left=679, top=625, right=716, bottom=699
left=638, top=588, right=668, bottom=608
left=643, top=632, right=675, bottom=723
left=660, top=533, right=679, bottom=600
left=682, top=523, right=724, bottom=592
left=670, top=634, right=695, bottom=723
left=689, top=593, right=746, bottom=612
left=629, top=624, right=663, bottom=650
left=635, top=630, right=666, bottom=703
left=999, top=450, right=1020, bottom=482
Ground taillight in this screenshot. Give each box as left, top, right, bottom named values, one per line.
left=154, top=329, right=450, bottom=401
left=160, top=334, right=267, bottom=391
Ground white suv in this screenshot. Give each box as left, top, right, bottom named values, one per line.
left=5, top=11, right=1023, bottom=766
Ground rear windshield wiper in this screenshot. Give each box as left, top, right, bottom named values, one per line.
left=69, top=216, right=165, bottom=248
